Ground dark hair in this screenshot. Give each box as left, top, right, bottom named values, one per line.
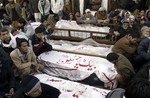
left=0, top=27, right=8, bottom=34
left=0, top=47, right=10, bottom=61
left=16, top=37, right=29, bottom=48
left=35, top=26, right=45, bottom=34
left=106, top=52, right=119, bottom=62
left=17, top=18, right=26, bottom=26
left=109, top=11, right=118, bottom=19
left=11, top=29, right=17, bottom=35
left=41, top=18, right=47, bottom=23
left=128, top=33, right=140, bottom=38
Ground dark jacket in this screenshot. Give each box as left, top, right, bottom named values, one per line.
left=31, top=34, right=45, bottom=53
left=115, top=54, right=135, bottom=83
left=74, top=0, right=90, bottom=14
left=137, top=37, right=150, bottom=60
left=12, top=83, right=60, bottom=98
left=39, top=24, right=52, bottom=35
left=125, top=62, right=150, bottom=98
left=115, top=26, right=133, bottom=40
left=5, top=3, right=22, bottom=21
left=31, top=34, right=52, bottom=56
left=2, top=45, right=14, bottom=55
left=0, top=48, right=15, bottom=97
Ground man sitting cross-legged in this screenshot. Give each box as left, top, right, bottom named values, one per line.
left=31, top=26, right=52, bottom=56
left=10, top=38, right=44, bottom=78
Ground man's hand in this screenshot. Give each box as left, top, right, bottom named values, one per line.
left=5, top=93, right=13, bottom=98
left=31, top=62, right=37, bottom=66
left=41, top=36, right=45, bottom=42
left=47, top=25, right=52, bottom=30
left=114, top=31, right=120, bottom=36
left=9, top=88, right=14, bottom=95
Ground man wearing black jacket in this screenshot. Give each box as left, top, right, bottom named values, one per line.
left=31, top=26, right=52, bottom=56
left=12, top=75, right=60, bottom=98
left=0, top=48, right=15, bottom=98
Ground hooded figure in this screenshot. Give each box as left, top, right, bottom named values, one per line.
left=145, top=10, right=150, bottom=22
left=95, top=7, right=108, bottom=24
left=12, top=75, right=60, bottom=98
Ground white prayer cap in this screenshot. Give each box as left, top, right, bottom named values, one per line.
left=85, top=9, right=91, bottom=13
left=99, top=7, right=106, bottom=11
left=141, top=26, right=150, bottom=32
left=129, top=15, right=135, bottom=22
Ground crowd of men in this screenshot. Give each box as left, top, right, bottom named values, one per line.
left=0, top=0, right=150, bottom=98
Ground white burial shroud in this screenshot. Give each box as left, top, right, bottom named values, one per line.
left=38, top=51, right=117, bottom=89
left=35, top=74, right=110, bottom=98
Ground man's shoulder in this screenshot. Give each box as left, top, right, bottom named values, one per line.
left=116, top=36, right=129, bottom=45
left=10, top=49, right=19, bottom=56
left=12, top=88, right=25, bottom=98
left=31, top=34, right=36, bottom=41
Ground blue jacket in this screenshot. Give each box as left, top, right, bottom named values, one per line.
left=137, top=37, right=150, bottom=60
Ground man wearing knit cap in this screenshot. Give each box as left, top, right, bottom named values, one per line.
left=12, top=75, right=60, bottom=98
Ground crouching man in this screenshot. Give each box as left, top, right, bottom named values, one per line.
left=106, top=52, right=135, bottom=88
left=10, top=38, right=44, bottom=78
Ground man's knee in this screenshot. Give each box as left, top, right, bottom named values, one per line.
left=44, top=42, right=52, bottom=51
left=37, top=64, right=44, bottom=71
left=22, top=67, right=31, bottom=75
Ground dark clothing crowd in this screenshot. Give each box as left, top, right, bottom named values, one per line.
left=0, top=0, right=150, bottom=98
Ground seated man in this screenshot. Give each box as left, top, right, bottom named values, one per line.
left=135, top=37, right=150, bottom=69
left=58, top=5, right=71, bottom=20
left=0, top=28, right=16, bottom=55
left=95, top=7, right=108, bottom=24
left=0, top=27, right=28, bottom=55
left=0, top=48, right=16, bottom=98
left=39, top=18, right=53, bottom=39
left=113, top=20, right=133, bottom=40
left=138, top=26, right=150, bottom=43
left=10, top=38, right=44, bottom=78
left=125, top=62, right=150, bottom=98
left=112, top=33, right=140, bottom=60
left=106, top=52, right=135, bottom=88
left=31, top=26, right=52, bottom=56
left=77, top=9, right=96, bottom=24
left=12, top=75, right=60, bottom=98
